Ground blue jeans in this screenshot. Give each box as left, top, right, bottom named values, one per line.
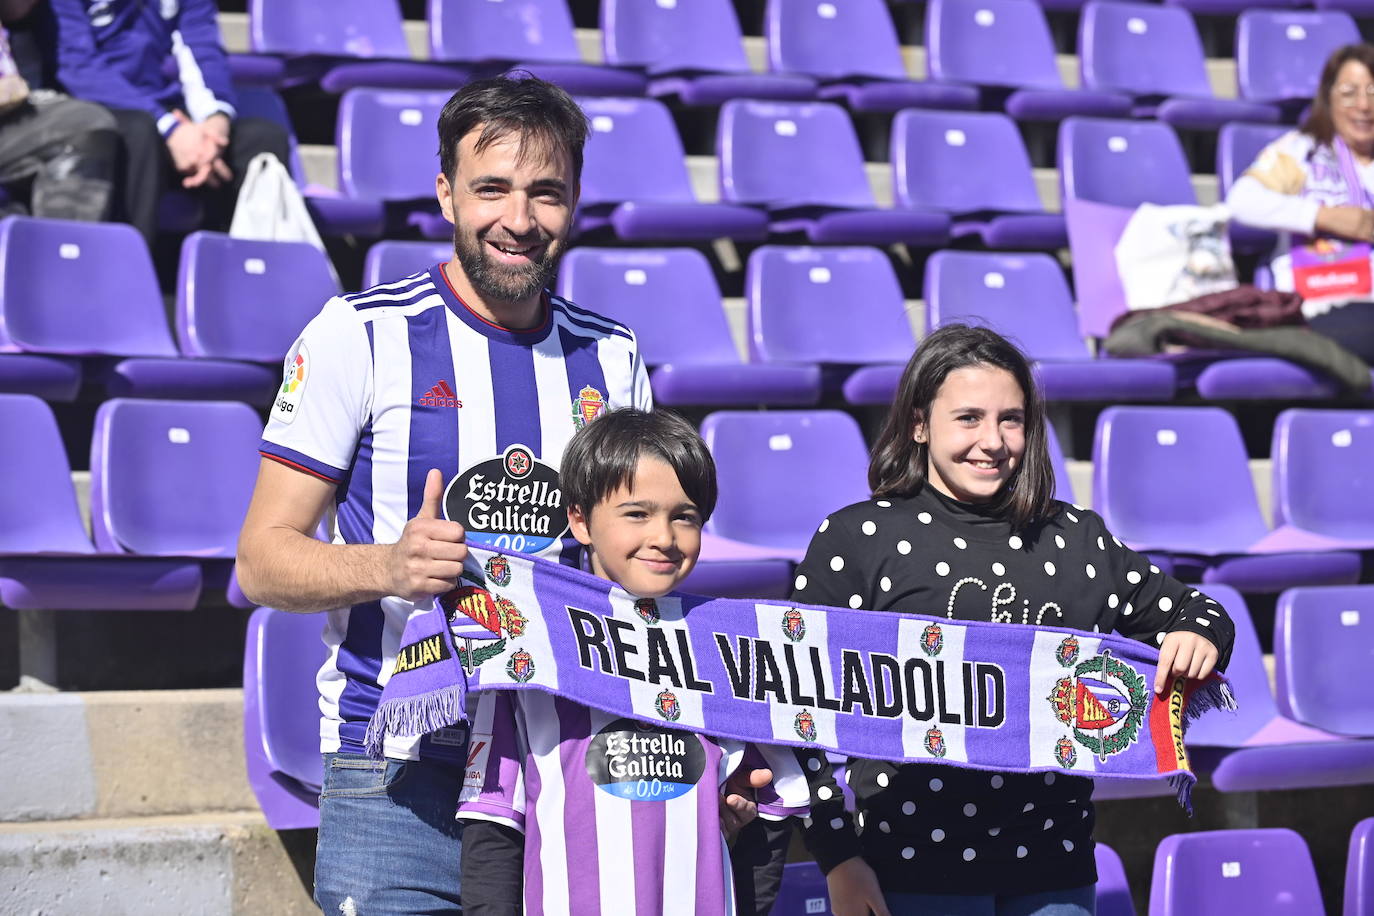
left=314, top=752, right=466, bottom=914
left=885, top=884, right=1096, bottom=916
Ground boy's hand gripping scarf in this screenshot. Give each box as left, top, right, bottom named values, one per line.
left=367, top=548, right=1236, bottom=811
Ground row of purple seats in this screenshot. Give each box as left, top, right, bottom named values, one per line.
left=0, top=217, right=338, bottom=403
left=0, top=394, right=259, bottom=611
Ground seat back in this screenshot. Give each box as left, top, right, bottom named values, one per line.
left=1271, top=409, right=1374, bottom=539
left=1237, top=9, right=1360, bottom=103
left=702, top=411, right=870, bottom=551
left=892, top=109, right=1043, bottom=214
left=556, top=248, right=740, bottom=366
left=773, top=861, right=830, bottom=915
left=1275, top=586, right=1374, bottom=736
left=250, top=0, right=410, bottom=57
left=1059, top=117, right=1195, bottom=207
left=0, top=394, right=93, bottom=554
left=337, top=89, right=448, bottom=201
left=764, top=0, right=908, bottom=81
left=1149, top=829, right=1323, bottom=915
left=1217, top=122, right=1290, bottom=198
left=1093, top=407, right=1269, bottom=553
left=90, top=399, right=262, bottom=557
left=718, top=100, right=874, bottom=208
left=1182, top=585, right=1280, bottom=748
left=429, top=0, right=581, bottom=64
left=1095, top=842, right=1136, bottom=916
left=926, top=0, right=1064, bottom=90
left=1046, top=423, right=1075, bottom=505
left=177, top=232, right=340, bottom=363
left=602, top=0, right=751, bottom=73
left=924, top=250, right=1088, bottom=361
left=1347, top=818, right=1374, bottom=916
left=746, top=246, right=915, bottom=365
left=363, top=241, right=452, bottom=289
left=0, top=216, right=176, bottom=357
left=578, top=97, right=697, bottom=207
left=1080, top=1, right=1214, bottom=99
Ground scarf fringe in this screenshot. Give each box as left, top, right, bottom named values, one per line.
left=1169, top=771, right=1198, bottom=816
left=363, top=684, right=467, bottom=759
left=1182, top=680, right=1238, bottom=739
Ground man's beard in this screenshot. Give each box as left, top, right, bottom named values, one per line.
left=453, top=223, right=562, bottom=306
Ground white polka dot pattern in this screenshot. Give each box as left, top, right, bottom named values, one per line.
left=830, top=556, right=844, bottom=571
left=862, top=520, right=877, bottom=536
left=794, top=574, right=807, bottom=591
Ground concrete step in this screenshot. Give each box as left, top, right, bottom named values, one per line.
left=0, top=812, right=315, bottom=915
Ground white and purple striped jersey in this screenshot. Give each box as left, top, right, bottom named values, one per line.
left=458, top=692, right=810, bottom=916
left=259, top=264, right=652, bottom=761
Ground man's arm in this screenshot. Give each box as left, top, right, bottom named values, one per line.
left=236, top=461, right=466, bottom=614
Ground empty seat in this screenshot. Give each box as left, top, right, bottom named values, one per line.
left=773, top=862, right=830, bottom=916
left=90, top=399, right=262, bottom=558
left=702, top=411, right=870, bottom=561
left=925, top=250, right=1176, bottom=401
left=1275, top=586, right=1374, bottom=736
left=556, top=247, right=819, bottom=406
left=1261, top=409, right=1374, bottom=551
left=177, top=232, right=340, bottom=364
left=601, top=0, right=816, bottom=105
left=429, top=0, right=645, bottom=96
left=1347, top=818, right=1374, bottom=916
left=578, top=97, right=768, bottom=242
left=1149, top=829, right=1324, bottom=916
left=892, top=109, right=1066, bottom=250
left=1237, top=10, right=1360, bottom=109
left=0, top=354, right=81, bottom=401
left=1094, top=406, right=1359, bottom=591
left=764, top=0, right=977, bottom=113
left=746, top=246, right=915, bottom=404
left=334, top=89, right=449, bottom=238
left=926, top=0, right=1132, bottom=122
left=243, top=606, right=327, bottom=829
left=718, top=100, right=950, bottom=245
left=363, top=240, right=453, bottom=289
left=1095, top=843, right=1135, bottom=916
left=1080, top=2, right=1279, bottom=130
left=1217, top=122, right=1287, bottom=255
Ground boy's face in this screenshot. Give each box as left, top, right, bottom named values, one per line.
left=568, top=456, right=703, bottom=598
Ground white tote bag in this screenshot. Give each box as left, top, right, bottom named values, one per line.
left=1113, top=203, right=1237, bottom=310
left=229, top=152, right=326, bottom=252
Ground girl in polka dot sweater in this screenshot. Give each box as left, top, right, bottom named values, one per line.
left=789, top=326, right=1235, bottom=916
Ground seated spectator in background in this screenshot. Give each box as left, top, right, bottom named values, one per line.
left=0, top=0, right=115, bottom=222
left=45, top=0, right=288, bottom=247
left=1228, top=43, right=1374, bottom=364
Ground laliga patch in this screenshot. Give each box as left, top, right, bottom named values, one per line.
left=272, top=339, right=308, bottom=425
left=585, top=718, right=705, bottom=802
left=464, top=732, right=493, bottom=790
left=445, top=443, right=569, bottom=554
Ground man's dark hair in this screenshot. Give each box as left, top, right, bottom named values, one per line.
left=560, top=409, right=718, bottom=522
left=1301, top=44, right=1374, bottom=147
left=868, top=324, right=1056, bottom=530
left=437, top=74, right=589, bottom=184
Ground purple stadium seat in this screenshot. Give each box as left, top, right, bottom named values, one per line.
left=926, top=0, right=1132, bottom=122
left=1317, top=0, right=1374, bottom=13
left=1149, top=829, right=1323, bottom=916
left=1080, top=3, right=1280, bottom=130
left=0, top=216, right=277, bottom=403
left=1275, top=586, right=1374, bottom=736
left=363, top=240, right=453, bottom=289
left=1217, top=122, right=1287, bottom=255
left=0, top=354, right=81, bottom=401
left=892, top=110, right=1066, bottom=250
left=1237, top=10, right=1360, bottom=109
left=556, top=248, right=820, bottom=406
left=1047, top=424, right=1075, bottom=504
left=335, top=89, right=448, bottom=238
left=429, top=0, right=645, bottom=97
left=764, top=0, right=977, bottom=113
left=578, top=97, right=768, bottom=242
left=0, top=394, right=201, bottom=610
left=925, top=250, right=1177, bottom=401
left=1347, top=818, right=1374, bottom=916
left=1258, top=410, right=1374, bottom=552
left=718, top=100, right=951, bottom=246
left=249, top=0, right=469, bottom=92
left=701, top=411, right=871, bottom=562
left=601, top=0, right=816, bottom=105
left=773, top=862, right=829, bottom=916
left=177, top=233, right=340, bottom=364
left=89, top=399, right=262, bottom=558
left=1094, top=407, right=1359, bottom=591
left=1096, top=843, right=1136, bottom=916
left=243, top=606, right=326, bottom=829
left=745, top=246, right=915, bottom=405
left=1060, top=117, right=1195, bottom=212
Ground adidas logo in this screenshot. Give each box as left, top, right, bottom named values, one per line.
left=418, top=380, right=462, bottom=409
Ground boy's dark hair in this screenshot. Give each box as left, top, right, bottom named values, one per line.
left=560, top=409, right=718, bottom=522
left=437, top=74, right=589, bottom=185
left=868, top=324, right=1057, bottom=530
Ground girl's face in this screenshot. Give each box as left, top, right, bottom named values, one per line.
left=915, top=365, right=1027, bottom=504
left=1331, top=59, right=1374, bottom=154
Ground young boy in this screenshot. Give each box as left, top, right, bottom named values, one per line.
left=456, top=408, right=807, bottom=915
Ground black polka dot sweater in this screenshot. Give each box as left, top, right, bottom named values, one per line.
left=790, top=484, right=1235, bottom=896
